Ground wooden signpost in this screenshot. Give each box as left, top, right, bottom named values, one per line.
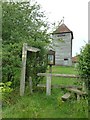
left=46, top=74, right=52, bottom=95
left=20, top=43, right=40, bottom=96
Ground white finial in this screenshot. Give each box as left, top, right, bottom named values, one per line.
left=62, top=17, right=64, bottom=23
left=59, top=17, right=64, bottom=26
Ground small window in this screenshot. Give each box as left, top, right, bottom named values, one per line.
left=64, top=58, right=68, bottom=61
left=57, top=34, right=65, bottom=37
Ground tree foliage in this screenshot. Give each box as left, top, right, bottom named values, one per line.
left=78, top=44, right=90, bottom=89
left=2, top=1, right=50, bottom=88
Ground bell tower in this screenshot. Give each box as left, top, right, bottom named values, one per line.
left=52, top=22, right=73, bottom=66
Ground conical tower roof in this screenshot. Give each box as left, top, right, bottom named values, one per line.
left=54, top=23, right=71, bottom=33
left=53, top=23, right=73, bottom=39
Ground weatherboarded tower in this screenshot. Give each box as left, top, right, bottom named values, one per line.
left=52, top=23, right=73, bottom=66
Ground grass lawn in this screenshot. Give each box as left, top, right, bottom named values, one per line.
left=52, top=65, right=78, bottom=74
left=2, top=66, right=88, bottom=118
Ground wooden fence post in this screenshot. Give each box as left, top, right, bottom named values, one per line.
left=46, top=74, right=51, bottom=95
left=20, top=43, right=27, bottom=96
left=29, top=76, right=33, bottom=94
left=82, top=81, right=85, bottom=91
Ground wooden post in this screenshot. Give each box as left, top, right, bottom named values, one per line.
left=49, top=65, right=52, bottom=73
left=82, top=81, right=85, bottom=91
left=29, top=76, right=33, bottom=94
left=77, top=94, right=80, bottom=101
left=20, top=43, right=27, bottom=96
left=46, top=74, right=51, bottom=95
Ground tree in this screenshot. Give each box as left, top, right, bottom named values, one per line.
left=78, top=44, right=90, bottom=90
left=2, top=1, right=50, bottom=88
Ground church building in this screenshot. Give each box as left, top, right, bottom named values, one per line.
left=52, top=23, right=74, bottom=66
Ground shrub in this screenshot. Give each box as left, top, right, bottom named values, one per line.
left=0, top=82, right=13, bottom=105
left=2, top=1, right=50, bottom=88
left=78, top=44, right=90, bottom=90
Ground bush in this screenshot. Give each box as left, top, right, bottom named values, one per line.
left=78, top=44, right=90, bottom=90
left=26, top=44, right=48, bottom=86
left=2, top=2, right=50, bottom=88
left=0, top=82, right=13, bottom=105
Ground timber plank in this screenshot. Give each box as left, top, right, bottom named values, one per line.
left=66, top=88, right=87, bottom=95
left=61, top=93, right=71, bottom=101
left=37, top=73, right=79, bottom=78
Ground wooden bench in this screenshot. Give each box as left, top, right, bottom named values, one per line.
left=66, top=88, right=87, bottom=101
left=61, top=92, right=71, bottom=101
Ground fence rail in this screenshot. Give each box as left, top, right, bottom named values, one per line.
left=37, top=84, right=82, bottom=89
left=37, top=73, right=79, bottom=78
left=37, top=73, right=80, bottom=95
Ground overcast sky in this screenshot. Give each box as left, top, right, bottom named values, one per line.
left=35, top=0, right=89, bottom=56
